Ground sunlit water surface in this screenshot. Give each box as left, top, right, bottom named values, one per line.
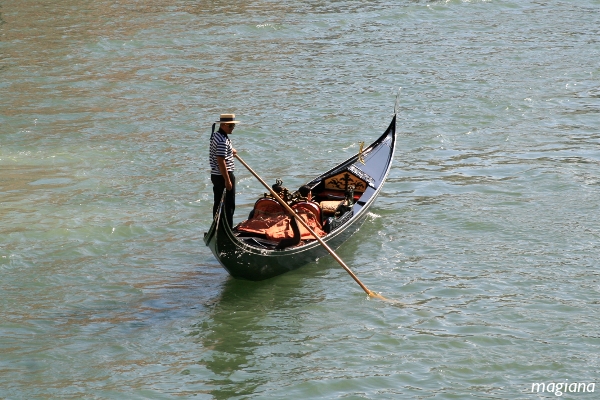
left=1, top=1, right=599, bottom=399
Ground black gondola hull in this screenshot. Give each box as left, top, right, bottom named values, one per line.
left=204, top=114, right=396, bottom=281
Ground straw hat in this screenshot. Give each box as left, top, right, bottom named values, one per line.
left=216, top=113, right=240, bottom=124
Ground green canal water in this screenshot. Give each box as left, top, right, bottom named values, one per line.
left=1, top=1, right=599, bottom=398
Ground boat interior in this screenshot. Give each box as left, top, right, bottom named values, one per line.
left=233, top=166, right=372, bottom=250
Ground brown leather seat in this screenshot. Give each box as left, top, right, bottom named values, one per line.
left=253, top=197, right=284, bottom=218
left=292, top=201, right=322, bottom=222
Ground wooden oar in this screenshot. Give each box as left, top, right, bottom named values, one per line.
left=235, top=154, right=386, bottom=300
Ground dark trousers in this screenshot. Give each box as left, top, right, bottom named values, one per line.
left=211, top=172, right=235, bottom=228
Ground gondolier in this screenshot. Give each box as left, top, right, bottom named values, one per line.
left=209, top=113, right=240, bottom=228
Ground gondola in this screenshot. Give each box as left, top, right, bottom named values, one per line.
left=204, top=113, right=397, bottom=281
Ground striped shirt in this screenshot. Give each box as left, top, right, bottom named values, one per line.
left=209, top=129, right=235, bottom=175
